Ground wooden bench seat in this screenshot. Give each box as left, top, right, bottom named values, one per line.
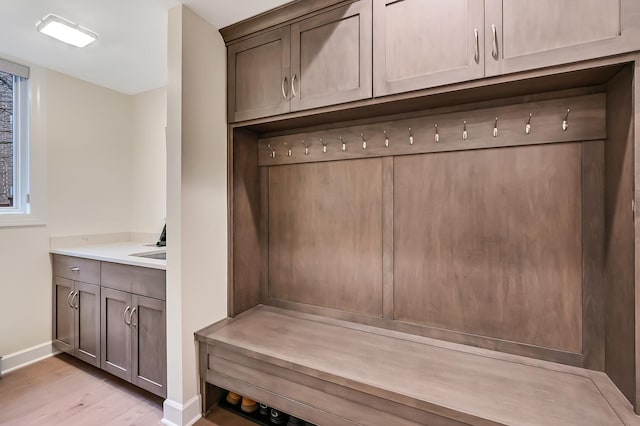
left=196, top=306, right=638, bottom=426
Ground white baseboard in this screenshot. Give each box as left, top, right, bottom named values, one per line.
left=161, top=394, right=202, bottom=426
left=1, top=341, right=59, bottom=375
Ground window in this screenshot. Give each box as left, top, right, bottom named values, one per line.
left=0, top=59, right=29, bottom=216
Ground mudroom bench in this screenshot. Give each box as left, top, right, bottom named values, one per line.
left=196, top=306, right=636, bottom=426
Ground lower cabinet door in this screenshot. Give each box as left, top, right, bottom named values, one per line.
left=74, top=282, right=101, bottom=367
left=131, top=295, right=167, bottom=398
left=101, top=287, right=132, bottom=381
left=53, top=277, right=74, bottom=354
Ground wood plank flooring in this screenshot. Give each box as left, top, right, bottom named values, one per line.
left=0, top=354, right=251, bottom=426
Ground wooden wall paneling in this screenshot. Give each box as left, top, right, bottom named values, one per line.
left=227, top=125, right=234, bottom=316
left=582, top=141, right=605, bottom=371
left=266, top=294, right=583, bottom=367
left=635, top=57, right=640, bottom=415
left=394, top=144, right=584, bottom=353
left=604, top=65, right=636, bottom=410
left=268, top=159, right=383, bottom=317
left=258, top=94, right=606, bottom=166
left=231, top=128, right=262, bottom=316
left=260, top=167, right=269, bottom=304
left=382, top=157, right=394, bottom=319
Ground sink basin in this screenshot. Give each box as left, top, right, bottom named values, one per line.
left=130, top=251, right=166, bottom=260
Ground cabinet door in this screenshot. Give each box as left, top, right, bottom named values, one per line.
left=101, top=287, right=132, bottom=382
left=373, top=0, right=484, bottom=97
left=74, top=282, right=100, bottom=367
left=228, top=27, right=291, bottom=122
left=485, top=0, right=640, bottom=76
left=131, top=295, right=166, bottom=398
left=53, top=277, right=74, bottom=354
left=290, top=0, right=372, bottom=111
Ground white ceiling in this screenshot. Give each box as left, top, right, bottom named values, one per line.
left=0, top=0, right=290, bottom=95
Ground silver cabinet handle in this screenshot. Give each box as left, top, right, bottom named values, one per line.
left=291, top=74, right=298, bottom=98
left=72, top=291, right=79, bottom=310
left=491, top=24, right=498, bottom=59
left=281, top=76, right=288, bottom=100
left=130, top=307, right=137, bottom=328
left=67, top=290, right=75, bottom=308
left=474, top=28, right=479, bottom=63
left=123, top=306, right=131, bottom=325
left=69, top=267, right=80, bottom=272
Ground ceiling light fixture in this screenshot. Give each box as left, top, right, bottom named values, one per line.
left=36, top=14, right=99, bottom=48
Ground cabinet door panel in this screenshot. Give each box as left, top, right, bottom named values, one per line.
left=101, top=287, right=131, bottom=381
left=75, top=282, right=100, bottom=367
left=228, top=27, right=290, bottom=122
left=373, top=0, right=484, bottom=97
left=485, top=0, right=640, bottom=76
left=132, top=295, right=166, bottom=398
left=291, top=0, right=372, bottom=111
left=53, top=277, right=74, bottom=354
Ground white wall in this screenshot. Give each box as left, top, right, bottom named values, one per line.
left=131, top=87, right=167, bottom=235
left=47, top=70, right=133, bottom=237
left=165, top=5, right=227, bottom=425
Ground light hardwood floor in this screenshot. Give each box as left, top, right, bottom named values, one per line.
left=0, top=354, right=252, bottom=426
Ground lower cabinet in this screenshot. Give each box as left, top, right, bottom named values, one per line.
left=52, top=254, right=166, bottom=399
left=101, top=288, right=167, bottom=398
left=53, top=277, right=101, bottom=368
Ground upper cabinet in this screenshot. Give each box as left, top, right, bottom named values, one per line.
left=228, top=28, right=291, bottom=123
left=228, top=0, right=372, bottom=122
left=485, top=0, right=640, bottom=76
left=373, top=0, right=484, bottom=97
left=226, top=0, right=640, bottom=121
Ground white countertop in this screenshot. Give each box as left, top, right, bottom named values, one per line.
left=50, top=241, right=166, bottom=270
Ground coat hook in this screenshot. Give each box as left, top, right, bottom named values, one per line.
left=384, top=131, right=389, bottom=148
left=462, top=121, right=468, bottom=141
left=493, top=117, right=498, bottom=138
left=562, top=109, right=570, bottom=131
left=321, top=138, right=328, bottom=153
left=526, top=113, right=533, bottom=135
left=267, top=144, right=276, bottom=158
left=283, top=141, right=292, bottom=157
left=339, top=137, right=346, bottom=152
left=300, top=140, right=310, bottom=155
left=409, top=128, right=414, bottom=145
left=434, top=124, right=440, bottom=143
left=361, top=133, right=367, bottom=150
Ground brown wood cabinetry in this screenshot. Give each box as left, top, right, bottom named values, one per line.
left=215, top=1, right=640, bottom=422
left=485, top=0, right=640, bottom=76
left=228, top=0, right=372, bottom=122
left=51, top=254, right=166, bottom=398
left=228, top=28, right=291, bottom=122
left=373, top=0, right=485, bottom=97
left=101, top=268, right=167, bottom=398
left=52, top=259, right=101, bottom=368
left=373, top=0, right=640, bottom=97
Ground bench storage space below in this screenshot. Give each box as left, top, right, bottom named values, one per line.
left=197, top=306, right=636, bottom=426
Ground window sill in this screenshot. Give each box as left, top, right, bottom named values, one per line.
left=0, top=213, right=46, bottom=228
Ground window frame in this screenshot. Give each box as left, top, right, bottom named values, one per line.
left=0, top=58, right=44, bottom=228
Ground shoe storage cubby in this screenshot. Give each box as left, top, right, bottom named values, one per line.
left=211, top=386, right=315, bottom=426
